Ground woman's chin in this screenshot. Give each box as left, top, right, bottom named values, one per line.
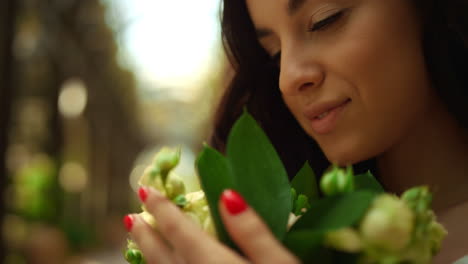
left=323, top=148, right=373, bottom=167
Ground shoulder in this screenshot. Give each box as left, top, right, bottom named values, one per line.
left=453, top=255, right=468, bottom=264
left=434, top=201, right=468, bottom=264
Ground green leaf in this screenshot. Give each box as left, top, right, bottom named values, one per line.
left=331, top=251, right=359, bottom=264
left=354, top=171, right=384, bottom=193
left=294, top=194, right=311, bottom=216
left=284, top=230, right=331, bottom=263
left=196, top=146, right=236, bottom=246
left=291, top=188, right=297, bottom=212
left=290, top=191, right=375, bottom=232
left=284, top=229, right=360, bottom=264
left=196, top=111, right=292, bottom=245
left=286, top=192, right=374, bottom=262
left=291, top=161, right=319, bottom=200
left=226, top=111, right=292, bottom=240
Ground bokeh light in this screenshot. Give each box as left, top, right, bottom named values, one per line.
left=59, top=162, right=88, bottom=193
left=58, top=78, right=88, bottom=119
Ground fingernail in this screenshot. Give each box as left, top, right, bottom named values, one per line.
left=139, top=187, right=148, bottom=202
left=123, top=214, right=134, bottom=232
left=221, top=189, right=247, bottom=215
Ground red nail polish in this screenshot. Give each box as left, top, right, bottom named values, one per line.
left=123, top=214, right=134, bottom=232
left=221, top=189, right=248, bottom=215
left=139, top=187, right=148, bottom=202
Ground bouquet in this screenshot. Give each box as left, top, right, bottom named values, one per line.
left=124, top=110, right=447, bottom=264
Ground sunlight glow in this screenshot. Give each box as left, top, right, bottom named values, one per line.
left=110, top=0, right=221, bottom=95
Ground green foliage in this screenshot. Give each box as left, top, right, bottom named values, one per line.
left=285, top=191, right=375, bottom=263
left=226, top=111, right=292, bottom=240
left=293, top=194, right=311, bottom=216
left=284, top=230, right=328, bottom=262
left=132, top=110, right=445, bottom=264
left=291, top=161, right=319, bottom=200
left=290, top=188, right=297, bottom=210
left=197, top=111, right=380, bottom=263
left=197, top=111, right=292, bottom=244
left=196, top=146, right=236, bottom=246
left=290, top=191, right=376, bottom=232
left=354, top=171, right=385, bottom=193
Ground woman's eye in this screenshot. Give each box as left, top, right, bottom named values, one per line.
left=309, top=10, right=345, bottom=32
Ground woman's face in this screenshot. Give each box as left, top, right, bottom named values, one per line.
left=246, top=0, right=436, bottom=165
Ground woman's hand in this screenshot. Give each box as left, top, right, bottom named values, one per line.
left=124, top=187, right=300, bottom=264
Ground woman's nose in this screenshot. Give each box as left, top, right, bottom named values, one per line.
left=279, top=51, right=325, bottom=96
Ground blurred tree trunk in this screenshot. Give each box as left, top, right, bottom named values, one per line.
left=0, top=0, right=16, bottom=260
left=2, top=0, right=144, bottom=256
left=41, top=0, right=145, bottom=233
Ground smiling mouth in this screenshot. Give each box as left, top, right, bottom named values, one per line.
left=306, top=99, right=351, bottom=135
left=314, top=99, right=351, bottom=120
left=316, top=110, right=332, bottom=120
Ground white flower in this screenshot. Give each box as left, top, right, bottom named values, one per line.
left=360, top=194, right=414, bottom=253
left=164, top=172, right=186, bottom=199
left=325, top=228, right=363, bottom=253
left=139, top=210, right=157, bottom=229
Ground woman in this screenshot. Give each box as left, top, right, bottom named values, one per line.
left=124, top=0, right=468, bottom=263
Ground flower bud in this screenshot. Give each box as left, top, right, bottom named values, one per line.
left=165, top=172, right=186, bottom=199
left=138, top=166, right=166, bottom=195
left=125, top=240, right=144, bottom=264
left=360, top=194, right=414, bottom=252
left=320, top=165, right=354, bottom=196
left=401, top=186, right=432, bottom=213
left=153, top=147, right=181, bottom=176
left=429, top=219, right=447, bottom=254
left=172, top=194, right=188, bottom=208
left=325, top=228, right=363, bottom=253
left=125, top=248, right=144, bottom=264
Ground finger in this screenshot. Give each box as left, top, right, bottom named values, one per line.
left=219, top=189, right=300, bottom=264
left=125, top=213, right=175, bottom=264
left=139, top=187, right=246, bottom=264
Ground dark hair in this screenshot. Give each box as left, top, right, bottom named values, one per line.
left=210, top=0, right=468, bottom=179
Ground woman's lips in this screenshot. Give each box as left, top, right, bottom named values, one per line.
left=305, top=99, right=351, bottom=135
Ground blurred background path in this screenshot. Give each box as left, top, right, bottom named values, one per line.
left=0, top=0, right=225, bottom=263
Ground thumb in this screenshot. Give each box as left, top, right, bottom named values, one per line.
left=219, top=189, right=299, bottom=264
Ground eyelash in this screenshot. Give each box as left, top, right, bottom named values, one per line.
left=309, top=9, right=346, bottom=32
left=269, top=9, right=346, bottom=66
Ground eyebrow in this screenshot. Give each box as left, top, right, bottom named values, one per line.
left=288, top=0, right=307, bottom=16
left=255, top=0, right=308, bottom=38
